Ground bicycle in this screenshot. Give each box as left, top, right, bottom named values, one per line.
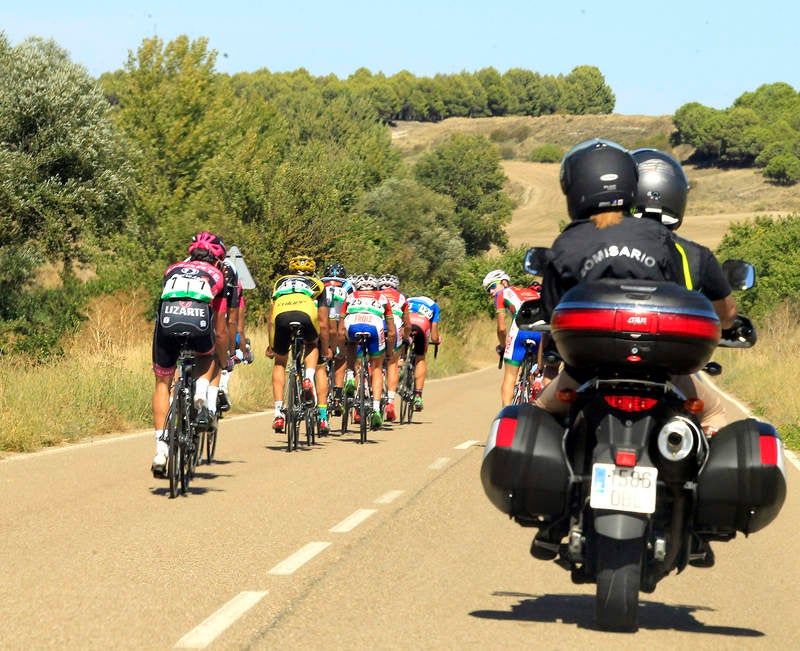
left=398, top=343, right=417, bottom=425
left=510, top=339, right=544, bottom=405
left=163, top=342, right=203, bottom=498
left=283, top=321, right=317, bottom=451
left=348, top=332, right=373, bottom=444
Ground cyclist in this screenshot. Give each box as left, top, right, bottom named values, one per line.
left=266, top=254, right=331, bottom=433
left=483, top=269, right=544, bottom=406
left=320, top=262, right=355, bottom=426
left=342, top=273, right=397, bottom=429
left=378, top=273, right=410, bottom=421
left=405, top=295, right=442, bottom=411
left=215, top=258, right=241, bottom=415
left=151, top=231, right=229, bottom=477
left=219, top=273, right=252, bottom=413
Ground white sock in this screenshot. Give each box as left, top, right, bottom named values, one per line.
left=207, top=385, right=219, bottom=414
left=219, top=369, right=230, bottom=392
left=274, top=401, right=283, bottom=413
left=195, top=378, right=210, bottom=407
left=154, top=431, right=168, bottom=457
left=388, top=391, right=396, bottom=401
left=373, top=399, right=380, bottom=412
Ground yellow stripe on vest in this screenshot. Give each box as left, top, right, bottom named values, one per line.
left=674, top=242, right=693, bottom=290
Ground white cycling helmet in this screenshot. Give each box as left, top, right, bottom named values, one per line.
left=482, top=269, right=510, bottom=289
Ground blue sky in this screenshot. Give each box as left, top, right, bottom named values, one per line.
left=2, top=0, right=797, bottom=115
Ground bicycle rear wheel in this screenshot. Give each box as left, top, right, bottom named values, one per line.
left=285, top=374, right=297, bottom=452
left=305, top=408, right=317, bottom=446
left=166, top=399, right=181, bottom=499
left=358, top=368, right=369, bottom=444
left=206, top=423, right=217, bottom=463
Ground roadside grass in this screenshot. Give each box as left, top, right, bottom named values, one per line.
left=712, top=303, right=800, bottom=450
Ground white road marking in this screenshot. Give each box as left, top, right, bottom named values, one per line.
left=454, top=440, right=480, bottom=450
left=428, top=457, right=450, bottom=470
left=174, top=591, right=267, bottom=649
left=330, top=509, right=377, bottom=533
left=374, top=489, right=405, bottom=504
left=268, top=542, right=331, bottom=575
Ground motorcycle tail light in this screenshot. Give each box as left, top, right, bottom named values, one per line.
left=684, top=398, right=704, bottom=414
left=556, top=388, right=577, bottom=403
left=615, top=450, right=637, bottom=467
left=604, top=395, right=658, bottom=412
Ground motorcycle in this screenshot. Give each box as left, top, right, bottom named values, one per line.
left=481, top=248, right=787, bottom=631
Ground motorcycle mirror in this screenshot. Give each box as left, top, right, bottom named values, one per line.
left=721, top=259, right=756, bottom=291
left=523, top=247, right=552, bottom=276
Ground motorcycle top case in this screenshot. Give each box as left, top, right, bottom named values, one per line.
left=695, top=418, right=787, bottom=534
left=481, top=404, right=569, bottom=522
left=550, top=279, right=721, bottom=374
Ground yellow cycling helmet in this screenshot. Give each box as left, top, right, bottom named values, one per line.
left=288, top=254, right=316, bottom=275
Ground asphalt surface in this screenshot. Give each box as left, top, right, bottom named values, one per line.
left=2, top=367, right=798, bottom=649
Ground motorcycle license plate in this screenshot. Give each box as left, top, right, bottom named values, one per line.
left=590, top=463, right=658, bottom=514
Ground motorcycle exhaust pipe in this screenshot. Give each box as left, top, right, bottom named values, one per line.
left=657, top=417, right=700, bottom=462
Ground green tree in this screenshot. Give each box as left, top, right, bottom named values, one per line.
left=559, top=65, right=615, bottom=114
left=414, top=133, right=512, bottom=255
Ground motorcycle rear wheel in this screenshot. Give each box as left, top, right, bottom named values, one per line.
left=594, top=535, right=642, bottom=632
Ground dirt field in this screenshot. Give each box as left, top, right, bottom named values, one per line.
left=391, top=115, right=800, bottom=250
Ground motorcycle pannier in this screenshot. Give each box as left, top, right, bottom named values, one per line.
left=481, top=404, right=569, bottom=523
left=550, top=280, right=721, bottom=374
left=695, top=418, right=787, bottom=534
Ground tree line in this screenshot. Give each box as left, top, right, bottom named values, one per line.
left=1, top=31, right=797, bottom=360
left=673, top=82, right=800, bottom=184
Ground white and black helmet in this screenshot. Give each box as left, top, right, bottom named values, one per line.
left=378, top=273, right=399, bottom=289
left=482, top=269, right=510, bottom=289
left=357, top=273, right=379, bottom=290
left=560, top=139, right=638, bottom=221
left=631, top=148, right=689, bottom=231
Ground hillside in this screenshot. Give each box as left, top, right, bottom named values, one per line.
left=390, top=115, right=800, bottom=250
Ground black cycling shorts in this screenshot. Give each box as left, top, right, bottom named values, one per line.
left=272, top=311, right=318, bottom=356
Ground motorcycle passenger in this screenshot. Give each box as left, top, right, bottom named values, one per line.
left=483, top=270, right=544, bottom=407
left=151, top=231, right=229, bottom=476
left=631, top=147, right=744, bottom=434
left=405, top=295, right=442, bottom=411
left=266, top=254, right=331, bottom=433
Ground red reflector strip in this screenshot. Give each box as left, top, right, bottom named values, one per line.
left=760, top=435, right=779, bottom=465
left=616, top=451, right=637, bottom=467
left=551, top=308, right=614, bottom=331
left=658, top=313, right=721, bottom=339
left=604, top=395, right=658, bottom=412
left=495, top=417, right=517, bottom=448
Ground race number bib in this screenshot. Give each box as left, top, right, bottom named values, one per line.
left=161, top=275, right=214, bottom=302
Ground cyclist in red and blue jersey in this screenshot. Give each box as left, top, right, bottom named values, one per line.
left=406, top=295, right=442, bottom=411
left=151, top=232, right=229, bottom=476
left=483, top=269, right=543, bottom=406
left=342, top=273, right=397, bottom=429
left=378, top=273, right=410, bottom=422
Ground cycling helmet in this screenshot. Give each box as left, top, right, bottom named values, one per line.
left=630, top=148, right=689, bottom=230
left=288, top=254, right=316, bottom=275
left=560, top=139, right=638, bottom=221
left=324, top=262, right=347, bottom=278
left=378, top=273, right=399, bottom=290
left=482, top=269, right=510, bottom=289
left=357, top=273, right=379, bottom=290
left=188, top=231, right=226, bottom=261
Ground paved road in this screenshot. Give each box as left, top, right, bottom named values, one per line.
left=2, top=367, right=798, bottom=649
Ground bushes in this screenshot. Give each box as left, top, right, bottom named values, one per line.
left=528, top=144, right=563, bottom=163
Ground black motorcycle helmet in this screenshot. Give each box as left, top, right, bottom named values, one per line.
left=560, top=139, right=638, bottom=221
left=324, top=261, right=347, bottom=278
left=630, top=148, right=689, bottom=231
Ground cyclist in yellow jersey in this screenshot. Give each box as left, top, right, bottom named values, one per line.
left=266, top=255, right=331, bottom=432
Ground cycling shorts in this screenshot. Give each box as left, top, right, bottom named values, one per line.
left=270, top=295, right=320, bottom=356
left=344, top=313, right=386, bottom=357
left=410, top=324, right=429, bottom=356
left=152, top=319, right=215, bottom=377
left=503, top=319, right=541, bottom=367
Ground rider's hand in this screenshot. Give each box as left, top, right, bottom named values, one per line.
left=495, top=344, right=504, bottom=356
left=234, top=348, right=245, bottom=363
left=265, top=346, right=276, bottom=359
